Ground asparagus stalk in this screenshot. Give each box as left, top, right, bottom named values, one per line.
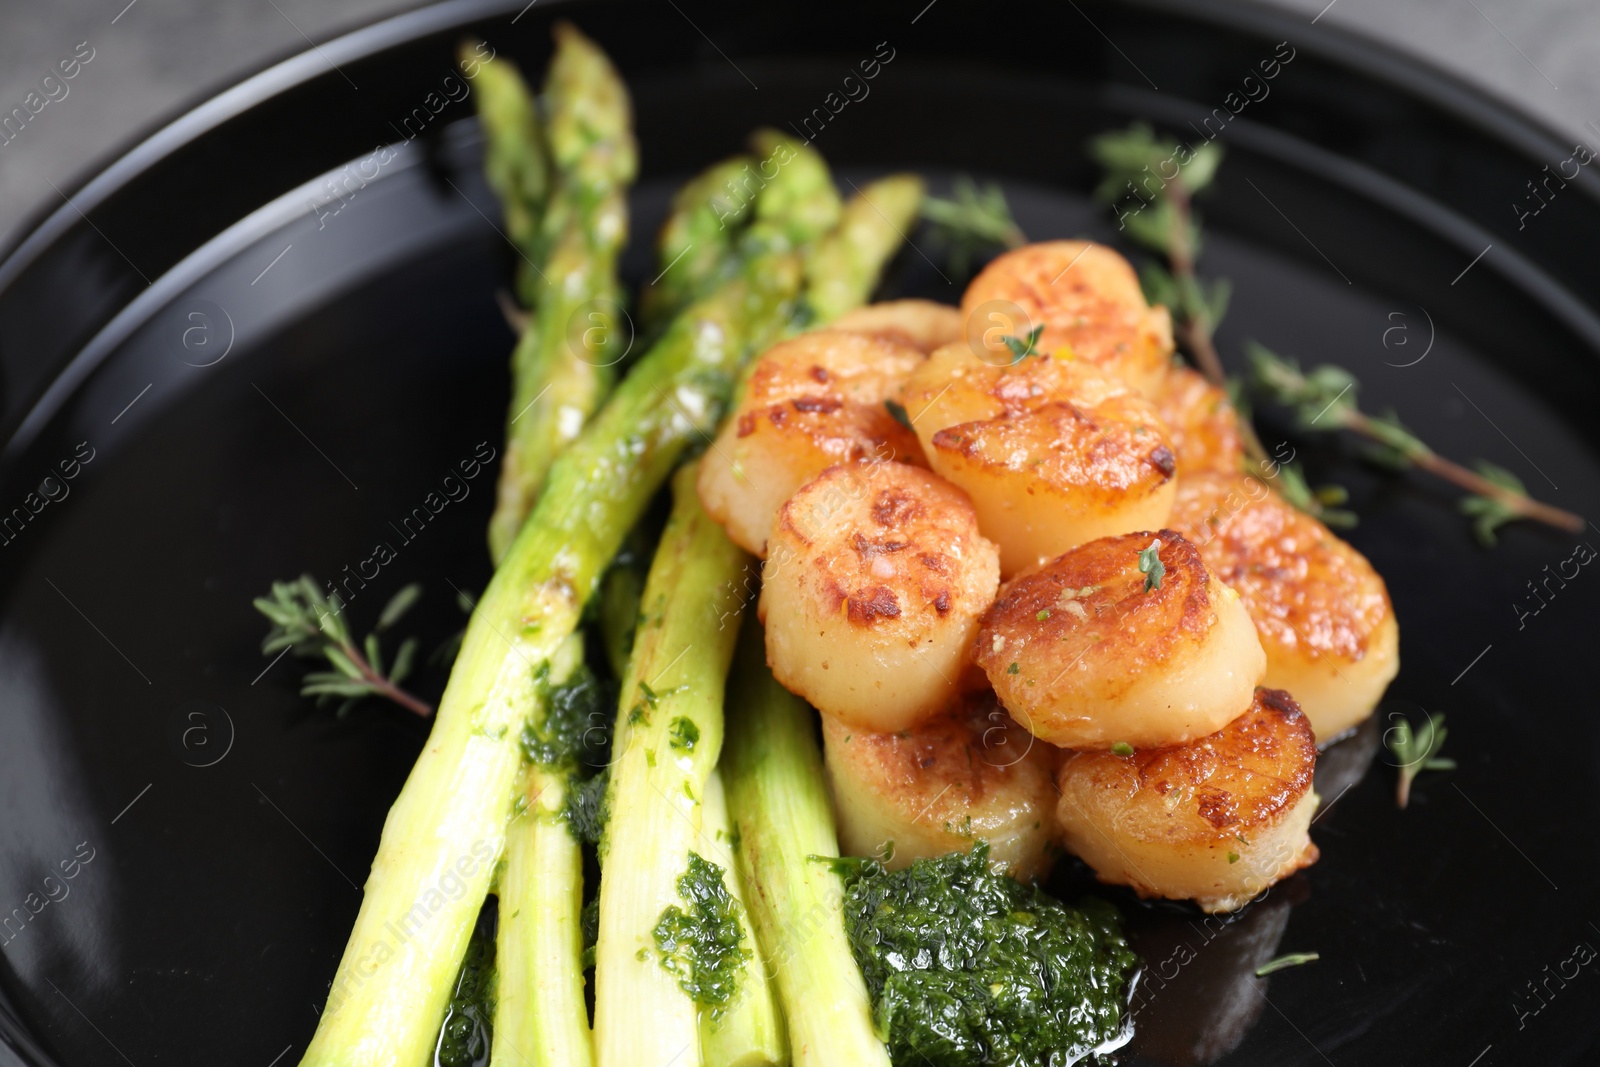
left=804, top=174, right=924, bottom=323
left=593, top=462, right=752, bottom=1067
left=721, top=623, right=891, bottom=1067
left=300, top=163, right=812, bottom=1067
left=463, top=39, right=550, bottom=305
left=747, top=129, right=843, bottom=251
left=698, top=768, right=786, bottom=1067
left=487, top=23, right=639, bottom=562
left=638, top=155, right=759, bottom=337
left=492, top=637, right=592, bottom=1067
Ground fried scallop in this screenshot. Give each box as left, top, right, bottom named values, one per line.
left=960, top=240, right=1174, bottom=397
left=899, top=344, right=1178, bottom=576
left=1154, top=365, right=1245, bottom=475
left=760, top=462, right=1000, bottom=733
left=974, top=531, right=1264, bottom=750
left=1169, top=471, right=1400, bottom=742
left=821, top=692, right=1060, bottom=881
left=1054, top=688, right=1320, bottom=913
left=697, top=330, right=927, bottom=556
left=831, top=299, right=962, bottom=354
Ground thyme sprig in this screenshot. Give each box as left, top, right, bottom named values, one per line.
left=1090, top=122, right=1583, bottom=544
left=921, top=176, right=1026, bottom=278
left=1383, top=711, right=1456, bottom=809
left=1088, top=124, right=1348, bottom=526
left=1248, top=343, right=1581, bottom=545
left=255, top=575, right=431, bottom=717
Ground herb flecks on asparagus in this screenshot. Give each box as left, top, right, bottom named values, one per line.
left=638, top=155, right=757, bottom=337
left=253, top=576, right=429, bottom=717
left=484, top=22, right=639, bottom=563
left=1089, top=121, right=1582, bottom=543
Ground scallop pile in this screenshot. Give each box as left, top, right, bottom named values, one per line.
left=697, top=242, right=1399, bottom=912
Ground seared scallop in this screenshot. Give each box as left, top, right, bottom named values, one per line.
left=1169, top=471, right=1399, bottom=742
left=760, top=462, right=1000, bottom=733
left=974, top=530, right=1265, bottom=750
left=899, top=344, right=1178, bottom=576
left=1055, top=688, right=1320, bottom=913
left=822, top=691, right=1059, bottom=881
left=1154, top=365, right=1245, bottom=475
left=832, top=299, right=962, bottom=354
left=960, top=240, right=1174, bottom=396
left=698, top=330, right=926, bottom=555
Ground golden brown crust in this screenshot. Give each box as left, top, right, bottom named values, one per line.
left=738, top=329, right=926, bottom=469
left=959, top=241, right=1173, bottom=395
left=899, top=346, right=1179, bottom=574
left=975, top=530, right=1215, bottom=697
left=1057, top=687, right=1318, bottom=848
left=1154, top=365, right=1245, bottom=476
left=775, top=466, right=979, bottom=632
left=1169, top=472, right=1392, bottom=661
left=761, top=461, right=1001, bottom=732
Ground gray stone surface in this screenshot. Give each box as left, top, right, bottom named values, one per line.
left=0, top=0, right=1595, bottom=247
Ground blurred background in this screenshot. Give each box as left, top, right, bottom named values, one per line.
left=0, top=0, right=1596, bottom=249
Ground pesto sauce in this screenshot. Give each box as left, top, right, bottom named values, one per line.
left=651, top=851, right=751, bottom=1016
left=839, top=843, right=1137, bottom=1067
left=434, top=902, right=497, bottom=1067
left=520, top=663, right=616, bottom=844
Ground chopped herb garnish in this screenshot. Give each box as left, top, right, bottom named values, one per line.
left=1138, top=538, right=1165, bottom=592
left=1036, top=609, right=1051, bottom=621
left=1255, top=952, right=1319, bottom=976
left=885, top=399, right=913, bottom=430
left=1226, top=851, right=1240, bottom=864
left=1110, top=742, right=1134, bottom=758
left=1007, top=661, right=1020, bottom=675
left=669, top=716, right=700, bottom=752
left=652, top=852, right=751, bottom=1015
left=1001, top=324, right=1045, bottom=363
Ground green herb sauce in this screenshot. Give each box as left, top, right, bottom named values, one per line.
left=839, top=843, right=1137, bottom=1067
left=520, top=662, right=614, bottom=772
left=434, top=902, right=497, bottom=1067
left=651, top=851, right=751, bottom=1016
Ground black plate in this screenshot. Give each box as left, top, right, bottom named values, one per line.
left=2, top=1, right=1598, bottom=1064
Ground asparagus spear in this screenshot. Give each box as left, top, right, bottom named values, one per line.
left=300, top=171, right=812, bottom=1067
left=487, top=23, right=639, bottom=563
left=593, top=462, right=753, bottom=1067
left=698, top=768, right=786, bottom=1067
left=747, top=129, right=843, bottom=251
left=464, top=39, right=551, bottom=306
left=804, top=174, right=924, bottom=322
left=637, top=156, right=758, bottom=337
left=492, top=637, right=592, bottom=1067
left=722, top=623, right=891, bottom=1067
